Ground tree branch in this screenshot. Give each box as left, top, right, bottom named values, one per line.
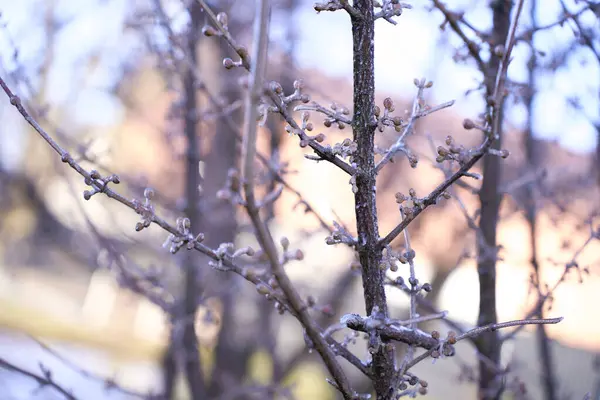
left=239, top=1, right=353, bottom=398
left=0, top=358, right=78, bottom=400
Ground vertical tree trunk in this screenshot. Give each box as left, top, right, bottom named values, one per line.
left=524, top=1, right=557, bottom=399
left=476, top=1, right=513, bottom=398
left=206, top=36, right=244, bottom=397
left=350, top=2, right=393, bottom=398
left=163, top=3, right=206, bottom=399
left=181, top=3, right=206, bottom=399
left=261, top=0, right=299, bottom=383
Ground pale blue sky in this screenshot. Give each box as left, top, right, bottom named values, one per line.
left=295, top=0, right=599, bottom=153
left=0, top=0, right=598, bottom=161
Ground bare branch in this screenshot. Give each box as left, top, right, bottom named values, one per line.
left=239, top=0, right=353, bottom=398
left=430, top=0, right=486, bottom=72
left=0, top=357, right=78, bottom=400
left=314, top=0, right=363, bottom=19
left=457, top=317, right=563, bottom=342
left=198, top=0, right=356, bottom=176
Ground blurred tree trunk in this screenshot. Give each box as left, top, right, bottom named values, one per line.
left=181, top=2, right=206, bottom=398
left=524, top=1, right=557, bottom=399
left=162, top=2, right=207, bottom=399
left=476, top=1, right=512, bottom=399
left=259, top=0, right=299, bottom=383
left=205, top=32, right=245, bottom=400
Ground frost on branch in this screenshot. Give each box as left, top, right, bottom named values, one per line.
left=162, top=217, right=205, bottom=254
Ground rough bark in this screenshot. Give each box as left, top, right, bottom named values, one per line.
left=351, top=2, right=394, bottom=398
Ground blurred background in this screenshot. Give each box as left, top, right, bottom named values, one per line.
left=0, top=0, right=599, bottom=399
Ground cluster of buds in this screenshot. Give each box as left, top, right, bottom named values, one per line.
left=257, top=79, right=310, bottom=127
left=435, top=135, right=474, bottom=165
left=216, top=168, right=245, bottom=205
left=162, top=216, right=205, bottom=254
left=83, top=169, right=120, bottom=201
left=302, top=137, right=357, bottom=163
left=279, top=236, right=305, bottom=264
left=323, top=103, right=350, bottom=130
left=396, top=373, right=429, bottom=396
left=437, top=130, right=509, bottom=165
left=253, top=275, right=288, bottom=315
left=314, top=0, right=349, bottom=13
left=374, top=144, right=418, bottom=169
left=411, top=77, right=433, bottom=113
left=301, top=110, right=314, bottom=131
left=413, top=77, right=434, bottom=89
left=274, top=79, right=311, bottom=105
left=297, top=111, right=327, bottom=147
left=406, top=150, right=419, bottom=168
left=202, top=12, right=250, bottom=70
left=379, top=245, right=409, bottom=272
left=203, top=11, right=229, bottom=34
left=332, top=138, right=358, bottom=159
left=374, top=97, right=403, bottom=133
left=208, top=242, right=256, bottom=270
left=299, top=133, right=326, bottom=147
left=375, top=1, right=413, bottom=25
left=295, top=101, right=352, bottom=131
left=429, top=330, right=457, bottom=359
left=395, top=188, right=443, bottom=217
left=390, top=275, right=432, bottom=296
left=325, top=221, right=357, bottom=246
left=133, top=188, right=156, bottom=232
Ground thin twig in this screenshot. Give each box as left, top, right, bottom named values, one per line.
left=0, top=357, right=78, bottom=400
left=151, top=0, right=336, bottom=234
left=238, top=0, right=353, bottom=398
left=431, top=0, right=486, bottom=72
left=196, top=0, right=251, bottom=70
left=198, top=0, right=356, bottom=176
left=457, top=317, right=563, bottom=342
left=378, top=138, right=491, bottom=248
left=30, top=337, right=149, bottom=398
left=375, top=98, right=454, bottom=173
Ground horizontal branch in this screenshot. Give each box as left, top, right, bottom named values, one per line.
left=343, top=313, right=563, bottom=357
left=457, top=317, right=563, bottom=342
left=342, top=314, right=439, bottom=350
